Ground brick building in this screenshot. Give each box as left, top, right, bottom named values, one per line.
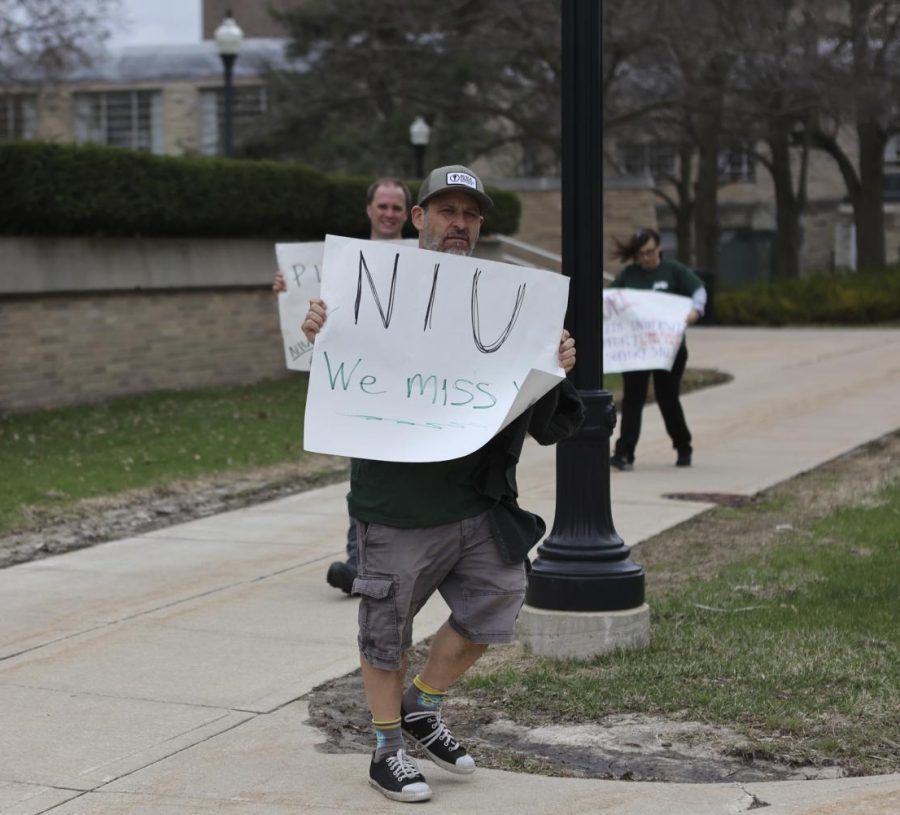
left=0, top=38, right=291, bottom=157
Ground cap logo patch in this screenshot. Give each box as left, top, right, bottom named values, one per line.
left=446, top=171, right=477, bottom=190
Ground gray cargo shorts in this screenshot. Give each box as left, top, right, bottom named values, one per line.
left=352, top=510, right=527, bottom=670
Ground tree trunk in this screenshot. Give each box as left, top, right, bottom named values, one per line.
left=769, top=119, right=802, bottom=280
left=855, top=118, right=887, bottom=269
left=692, top=55, right=729, bottom=276
left=849, top=0, right=887, bottom=269
left=675, top=143, right=694, bottom=264
left=693, top=111, right=722, bottom=276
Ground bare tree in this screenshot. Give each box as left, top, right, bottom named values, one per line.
left=726, top=0, right=826, bottom=279
left=258, top=0, right=563, bottom=174
left=808, top=0, right=900, bottom=269
left=257, top=0, right=662, bottom=176
left=0, top=0, right=120, bottom=81
left=648, top=0, right=758, bottom=276
left=596, top=0, right=700, bottom=261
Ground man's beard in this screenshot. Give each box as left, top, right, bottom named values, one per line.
left=421, top=231, right=473, bottom=256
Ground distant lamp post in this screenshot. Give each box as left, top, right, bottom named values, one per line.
left=214, top=9, right=244, bottom=157
left=409, top=116, right=431, bottom=178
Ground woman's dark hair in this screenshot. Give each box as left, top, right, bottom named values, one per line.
left=612, top=227, right=661, bottom=263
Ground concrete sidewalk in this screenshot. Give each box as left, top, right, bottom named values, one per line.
left=1, top=327, right=898, bottom=814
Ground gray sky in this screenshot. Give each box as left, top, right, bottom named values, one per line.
left=109, top=0, right=202, bottom=48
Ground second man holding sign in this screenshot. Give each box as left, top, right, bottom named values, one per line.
left=302, top=165, right=584, bottom=804
left=275, top=177, right=413, bottom=595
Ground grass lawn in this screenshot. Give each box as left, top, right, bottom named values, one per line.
left=461, top=445, right=900, bottom=776
left=0, top=375, right=312, bottom=534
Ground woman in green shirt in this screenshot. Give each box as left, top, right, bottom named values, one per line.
left=608, top=228, right=706, bottom=470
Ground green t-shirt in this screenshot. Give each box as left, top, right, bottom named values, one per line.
left=348, top=450, right=495, bottom=528
left=609, top=258, right=703, bottom=297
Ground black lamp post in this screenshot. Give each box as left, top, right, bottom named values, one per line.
left=214, top=10, right=244, bottom=157
left=525, top=0, right=645, bottom=611
left=409, top=116, right=431, bottom=178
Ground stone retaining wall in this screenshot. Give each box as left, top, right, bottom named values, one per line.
left=0, top=288, right=286, bottom=413
left=0, top=236, right=289, bottom=412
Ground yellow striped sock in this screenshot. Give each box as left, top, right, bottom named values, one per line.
left=413, top=675, right=446, bottom=696
left=412, top=674, right=447, bottom=709
left=373, top=716, right=404, bottom=754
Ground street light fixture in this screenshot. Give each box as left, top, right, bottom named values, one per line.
left=214, top=9, right=244, bottom=157
left=409, top=116, right=431, bottom=178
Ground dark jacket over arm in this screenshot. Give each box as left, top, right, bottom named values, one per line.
left=472, top=378, right=586, bottom=563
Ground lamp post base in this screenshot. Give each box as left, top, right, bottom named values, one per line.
left=525, top=389, right=646, bottom=613
left=517, top=603, right=650, bottom=659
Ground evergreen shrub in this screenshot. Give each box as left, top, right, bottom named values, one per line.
left=0, top=141, right=520, bottom=239
left=715, top=267, right=900, bottom=325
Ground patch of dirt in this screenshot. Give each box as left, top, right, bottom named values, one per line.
left=304, top=430, right=899, bottom=783
left=662, top=492, right=759, bottom=507
left=305, top=630, right=861, bottom=785
left=0, top=455, right=348, bottom=569
left=304, top=639, right=848, bottom=784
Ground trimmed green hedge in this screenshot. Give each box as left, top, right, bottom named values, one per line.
left=715, top=267, right=900, bottom=325
left=0, top=140, right=520, bottom=239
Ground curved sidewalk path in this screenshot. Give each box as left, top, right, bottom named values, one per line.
left=1, top=327, right=898, bottom=814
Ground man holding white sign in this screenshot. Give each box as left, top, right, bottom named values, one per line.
left=607, top=227, right=707, bottom=470
left=301, top=165, right=584, bottom=803
left=274, top=177, right=414, bottom=596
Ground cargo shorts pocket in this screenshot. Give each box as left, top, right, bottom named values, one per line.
left=461, top=588, right=526, bottom=641
left=354, top=576, right=402, bottom=667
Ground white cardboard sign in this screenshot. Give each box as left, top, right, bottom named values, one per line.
left=275, top=241, right=324, bottom=371
left=602, top=288, right=693, bottom=373
left=303, top=235, right=570, bottom=462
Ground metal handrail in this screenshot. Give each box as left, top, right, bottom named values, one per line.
left=493, top=234, right=563, bottom=265
left=493, top=234, right=616, bottom=283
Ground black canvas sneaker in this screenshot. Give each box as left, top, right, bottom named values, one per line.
left=326, top=560, right=356, bottom=594
left=401, top=708, right=476, bottom=774
left=368, top=749, right=432, bottom=803
left=610, top=453, right=634, bottom=471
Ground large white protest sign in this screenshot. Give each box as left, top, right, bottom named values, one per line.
left=276, top=239, right=418, bottom=371
left=303, top=235, right=570, bottom=462
left=602, top=288, right=693, bottom=373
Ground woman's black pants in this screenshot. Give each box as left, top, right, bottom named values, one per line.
left=613, top=342, right=692, bottom=462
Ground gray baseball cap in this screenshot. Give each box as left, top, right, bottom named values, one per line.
left=416, top=164, right=493, bottom=211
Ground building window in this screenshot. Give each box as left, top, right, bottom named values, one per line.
left=73, top=90, right=164, bottom=153
left=619, top=143, right=678, bottom=181
left=0, top=94, right=38, bottom=139
left=648, top=143, right=677, bottom=180
left=885, top=135, right=900, bottom=201
left=720, top=147, right=756, bottom=183
left=198, top=85, right=268, bottom=155
left=885, top=135, right=900, bottom=169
